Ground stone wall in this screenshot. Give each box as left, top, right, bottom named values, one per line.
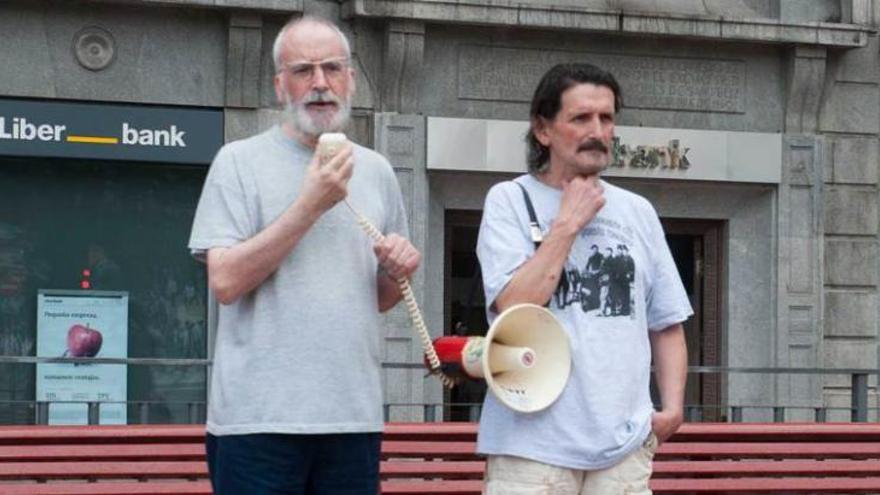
left=818, top=32, right=880, bottom=420
left=3, top=0, right=879, bottom=419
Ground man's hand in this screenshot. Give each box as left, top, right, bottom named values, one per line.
left=555, top=175, right=605, bottom=235
left=651, top=408, right=684, bottom=444
left=299, top=143, right=354, bottom=215
left=374, top=234, right=421, bottom=280
left=650, top=323, right=688, bottom=444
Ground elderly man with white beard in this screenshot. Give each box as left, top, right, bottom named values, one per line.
left=187, top=16, right=420, bottom=495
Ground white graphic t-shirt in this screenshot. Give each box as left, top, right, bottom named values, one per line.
left=476, top=174, right=692, bottom=470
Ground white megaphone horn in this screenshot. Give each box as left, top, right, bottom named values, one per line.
left=431, top=303, right=572, bottom=413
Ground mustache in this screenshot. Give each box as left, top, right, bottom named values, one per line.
left=302, top=91, right=340, bottom=105
left=578, top=139, right=608, bottom=153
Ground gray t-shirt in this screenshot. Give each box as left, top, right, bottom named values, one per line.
left=188, top=126, right=408, bottom=435
left=476, top=174, right=692, bottom=470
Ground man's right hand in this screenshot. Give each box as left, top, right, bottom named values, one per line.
left=299, top=143, right=354, bottom=214
left=556, top=174, right=605, bottom=234
left=494, top=175, right=605, bottom=311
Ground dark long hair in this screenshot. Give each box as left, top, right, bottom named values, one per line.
left=526, top=63, right=623, bottom=174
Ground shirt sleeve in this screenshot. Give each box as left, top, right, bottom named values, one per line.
left=644, top=204, right=693, bottom=332
left=187, top=146, right=254, bottom=262
left=476, top=182, right=536, bottom=321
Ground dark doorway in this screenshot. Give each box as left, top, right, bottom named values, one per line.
left=659, top=219, right=725, bottom=421
left=444, top=210, right=488, bottom=421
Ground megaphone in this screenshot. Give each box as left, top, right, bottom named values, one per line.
left=432, top=303, right=571, bottom=413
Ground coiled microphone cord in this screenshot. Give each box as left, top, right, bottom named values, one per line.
left=343, top=199, right=455, bottom=389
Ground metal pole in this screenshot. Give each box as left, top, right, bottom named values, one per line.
left=731, top=406, right=742, bottom=423
left=852, top=373, right=868, bottom=422
left=773, top=407, right=784, bottom=423
left=139, top=402, right=150, bottom=424
left=468, top=404, right=480, bottom=422
left=87, top=402, right=100, bottom=425
left=423, top=404, right=436, bottom=422
left=35, top=401, right=49, bottom=425
left=188, top=402, right=199, bottom=424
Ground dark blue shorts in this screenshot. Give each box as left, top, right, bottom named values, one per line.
left=205, top=432, right=381, bottom=495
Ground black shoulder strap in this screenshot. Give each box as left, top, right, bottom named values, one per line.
left=513, top=181, right=543, bottom=248
left=513, top=180, right=557, bottom=308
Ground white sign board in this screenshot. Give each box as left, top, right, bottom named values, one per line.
left=36, top=290, right=128, bottom=424
left=427, top=117, right=782, bottom=183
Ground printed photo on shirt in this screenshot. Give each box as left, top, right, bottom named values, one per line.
left=554, top=241, right=635, bottom=318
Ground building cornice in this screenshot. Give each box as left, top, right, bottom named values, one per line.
left=92, top=0, right=303, bottom=14
left=342, top=0, right=873, bottom=48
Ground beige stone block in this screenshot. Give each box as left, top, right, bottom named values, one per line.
left=824, top=186, right=878, bottom=235
left=824, top=338, right=877, bottom=369
left=825, top=290, right=878, bottom=337
left=835, top=36, right=880, bottom=83
left=820, top=82, right=880, bottom=134
left=832, top=137, right=879, bottom=184
left=824, top=239, right=878, bottom=286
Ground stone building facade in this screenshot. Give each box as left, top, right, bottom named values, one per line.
left=1, top=0, right=878, bottom=423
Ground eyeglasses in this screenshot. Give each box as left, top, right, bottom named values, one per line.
left=279, top=58, right=350, bottom=83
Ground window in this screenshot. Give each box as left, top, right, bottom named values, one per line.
left=0, top=156, right=208, bottom=424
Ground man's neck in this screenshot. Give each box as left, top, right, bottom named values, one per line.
left=281, top=122, right=319, bottom=149
left=535, top=161, right=603, bottom=189
left=534, top=166, right=565, bottom=189
left=535, top=164, right=580, bottom=189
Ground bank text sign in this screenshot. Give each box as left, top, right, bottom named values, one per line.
left=0, top=98, right=223, bottom=164
left=427, top=117, right=782, bottom=183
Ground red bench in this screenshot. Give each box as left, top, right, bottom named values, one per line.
left=653, top=423, right=880, bottom=493
left=3, top=422, right=880, bottom=494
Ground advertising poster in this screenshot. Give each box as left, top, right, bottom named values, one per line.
left=36, top=290, right=128, bottom=424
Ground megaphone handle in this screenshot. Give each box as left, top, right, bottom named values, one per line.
left=343, top=200, right=455, bottom=389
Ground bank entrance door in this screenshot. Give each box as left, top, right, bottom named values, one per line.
left=661, top=219, right=725, bottom=421
left=443, top=210, right=724, bottom=422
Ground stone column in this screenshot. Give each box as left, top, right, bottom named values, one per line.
left=773, top=45, right=828, bottom=420
left=381, top=20, right=425, bottom=113
left=776, top=135, right=826, bottom=420
left=374, top=113, right=440, bottom=421
left=225, top=13, right=262, bottom=109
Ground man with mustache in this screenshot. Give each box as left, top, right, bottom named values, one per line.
left=188, top=16, right=419, bottom=495
left=476, top=63, right=691, bottom=494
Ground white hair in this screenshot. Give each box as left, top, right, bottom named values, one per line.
left=272, top=15, right=352, bottom=72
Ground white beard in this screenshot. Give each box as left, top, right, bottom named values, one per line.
left=283, top=90, right=351, bottom=137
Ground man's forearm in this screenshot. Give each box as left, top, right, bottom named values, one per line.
left=650, top=324, right=687, bottom=414
left=495, top=218, right=578, bottom=311
left=208, top=197, right=321, bottom=304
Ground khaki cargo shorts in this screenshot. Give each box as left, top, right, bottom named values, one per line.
left=484, top=432, right=658, bottom=495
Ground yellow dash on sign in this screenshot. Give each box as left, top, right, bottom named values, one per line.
left=66, top=135, right=119, bottom=145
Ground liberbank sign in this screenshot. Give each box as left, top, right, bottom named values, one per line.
left=0, top=98, right=223, bottom=165
left=427, top=117, right=782, bottom=183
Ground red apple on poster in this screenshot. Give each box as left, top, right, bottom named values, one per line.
left=66, top=324, right=103, bottom=358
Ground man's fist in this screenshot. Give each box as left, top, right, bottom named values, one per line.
left=300, top=143, right=354, bottom=214
left=374, top=234, right=421, bottom=280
